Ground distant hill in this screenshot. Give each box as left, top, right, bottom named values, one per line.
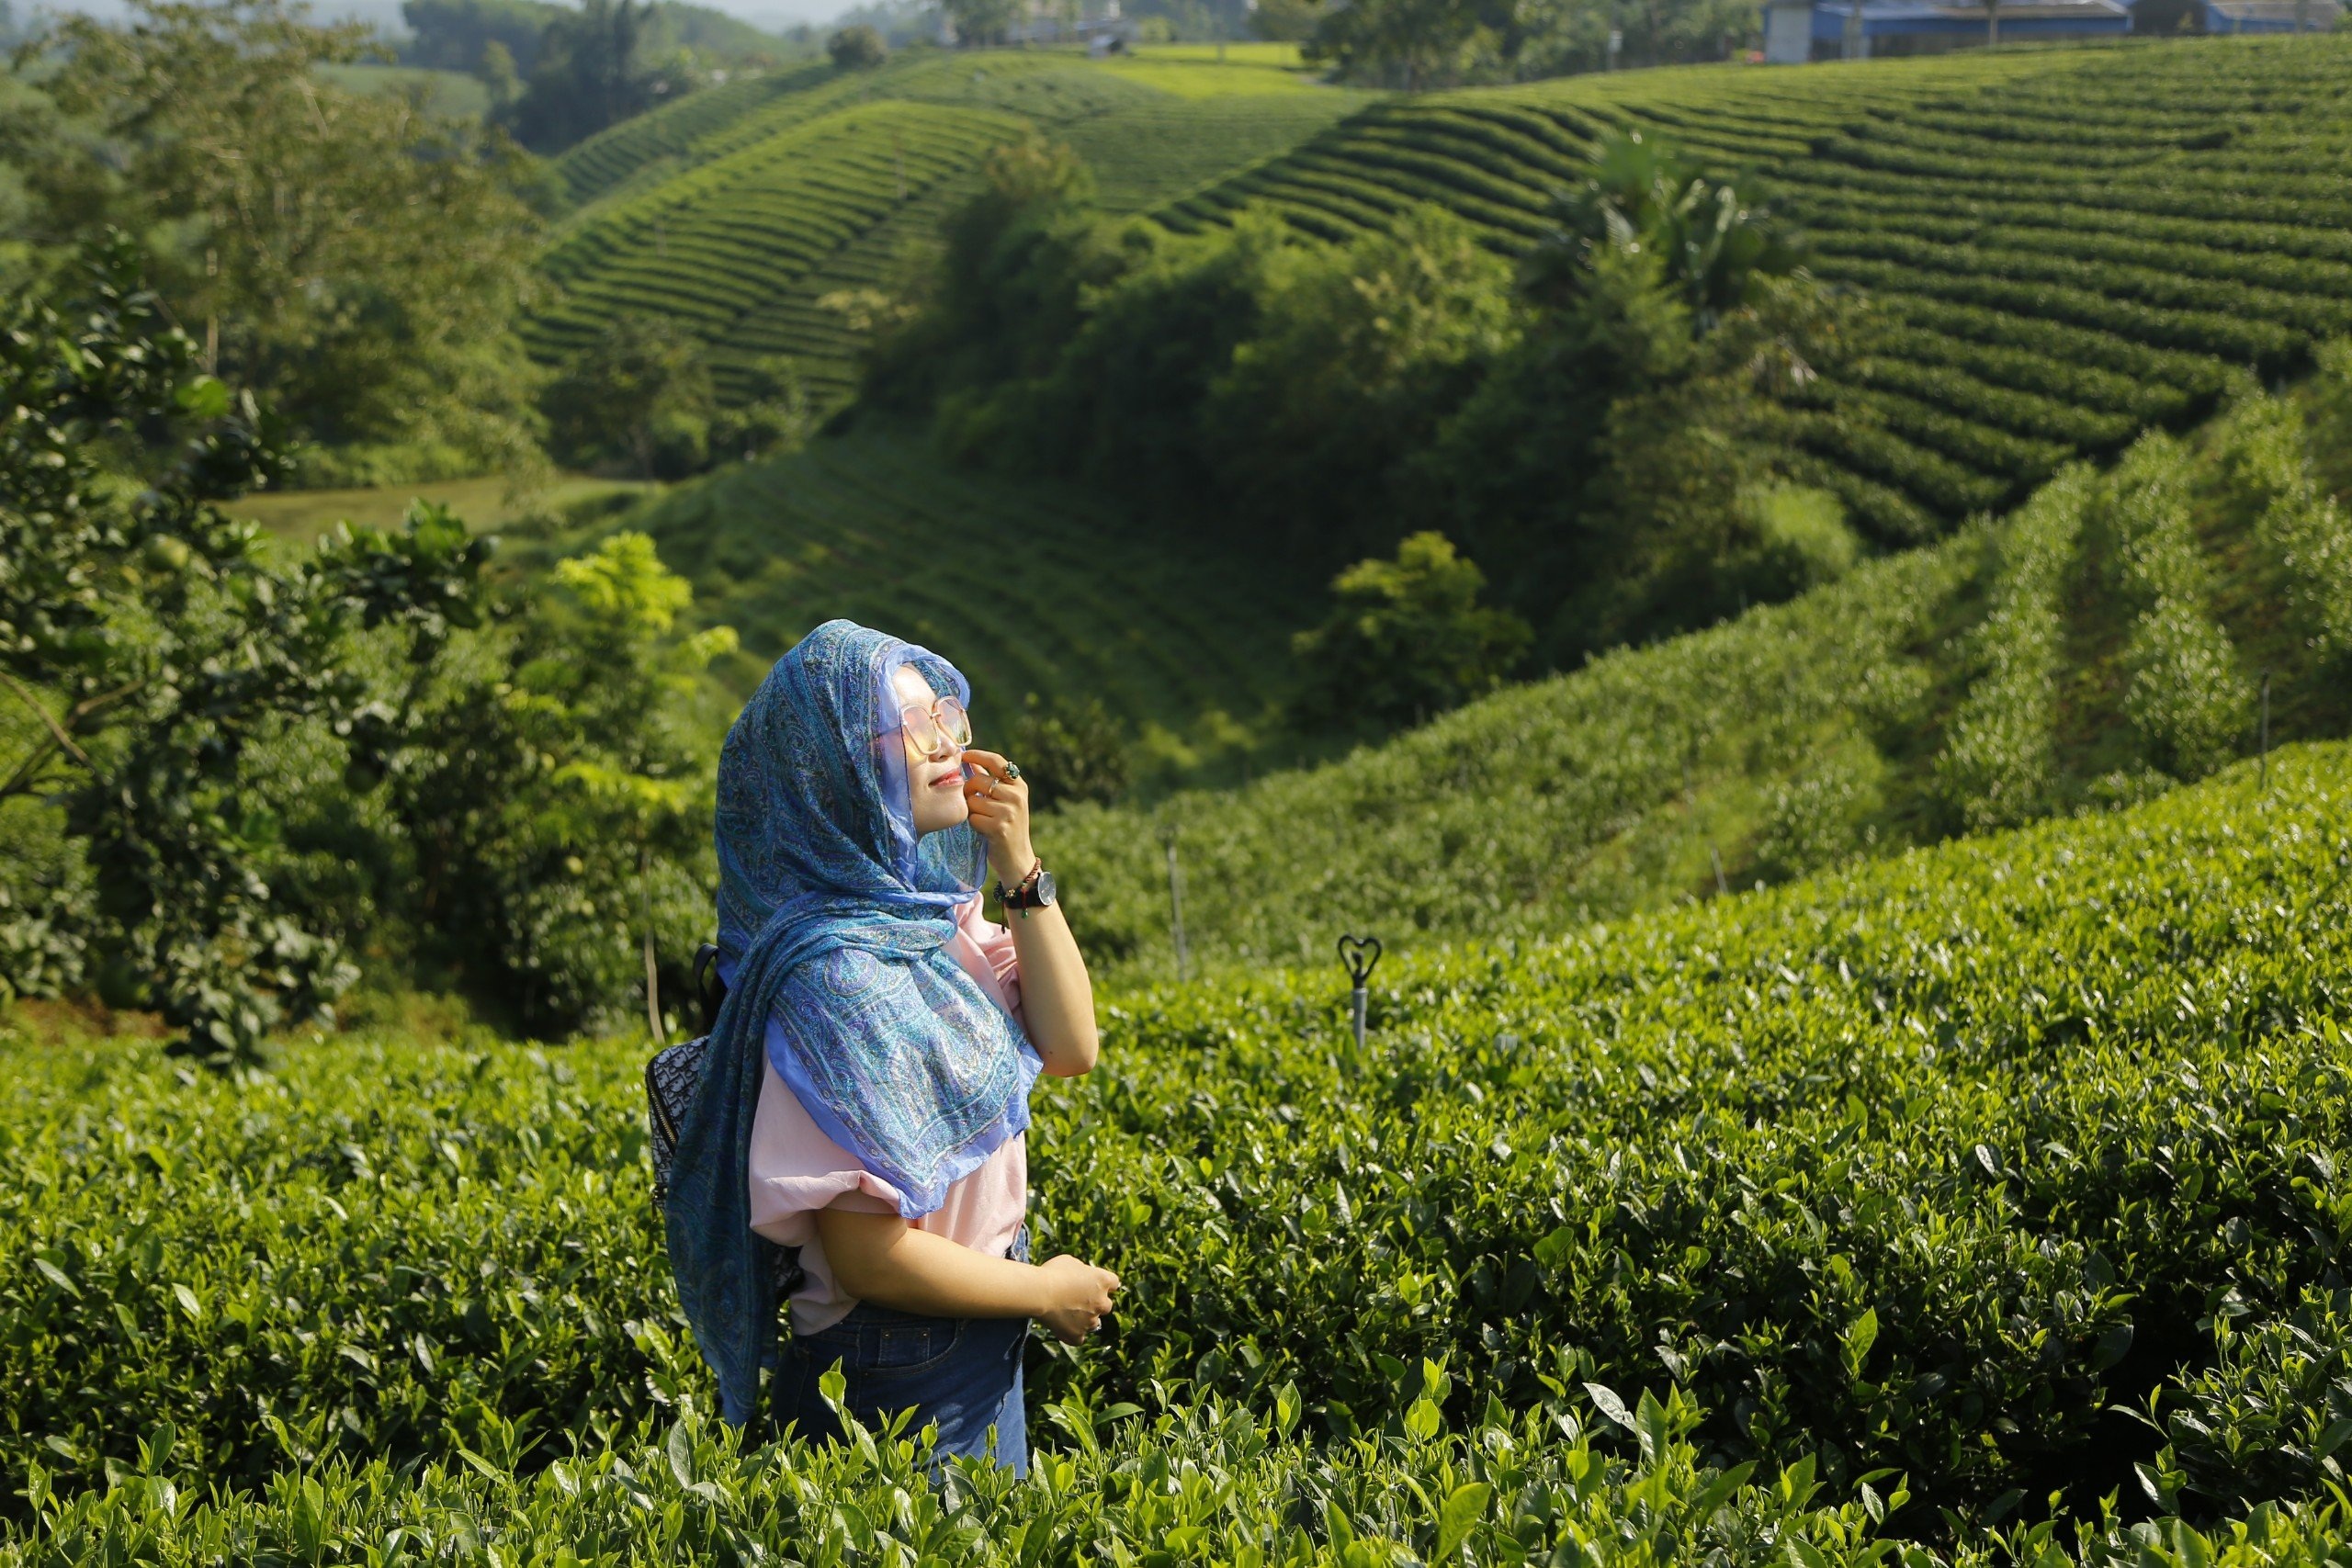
left=529, top=47, right=1369, bottom=412
left=1040, top=356, right=2352, bottom=978
left=1159, top=39, right=2352, bottom=548
left=510, top=429, right=1315, bottom=773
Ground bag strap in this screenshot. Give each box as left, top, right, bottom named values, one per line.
left=693, top=942, right=727, bottom=1034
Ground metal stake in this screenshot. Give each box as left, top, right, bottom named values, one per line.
left=1165, top=833, right=1190, bottom=982
left=2259, top=669, right=2272, bottom=789
left=1337, top=933, right=1382, bottom=1051
left=1709, top=842, right=1728, bottom=897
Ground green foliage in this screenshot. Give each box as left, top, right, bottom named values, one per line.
left=507, top=0, right=655, bottom=152
left=1010, top=694, right=1134, bottom=810
left=544, top=317, right=808, bottom=478
left=0, top=240, right=492, bottom=1061
left=1290, top=532, right=1530, bottom=729
left=2216, top=373, right=2352, bottom=669
left=1523, top=130, right=1801, bottom=331
left=895, top=150, right=1829, bottom=664
left=1168, top=40, right=2352, bottom=536
left=943, top=0, right=1021, bottom=45
left=1931, top=468, right=2086, bottom=833
left=2137, top=1289, right=2352, bottom=1516
left=2096, top=434, right=2251, bottom=784
left=544, top=314, right=716, bottom=479
left=530, top=95, right=1035, bottom=417
left=1305, top=0, right=1506, bottom=90
left=1047, top=360, right=2352, bottom=979
left=525, top=431, right=1306, bottom=788
left=827, top=21, right=888, bottom=67
left=401, top=0, right=561, bottom=74
left=10, top=0, right=548, bottom=478
left=6, top=748, right=2352, bottom=1541
left=374, top=528, right=734, bottom=1038
left=0, top=1351, right=1936, bottom=1565
left=533, top=48, right=1363, bottom=421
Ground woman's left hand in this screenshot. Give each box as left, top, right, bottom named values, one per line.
left=959, top=747, right=1035, bottom=881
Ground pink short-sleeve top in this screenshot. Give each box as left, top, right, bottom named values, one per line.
left=745, top=897, right=1029, bottom=1337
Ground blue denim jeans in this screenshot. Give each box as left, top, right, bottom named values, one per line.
left=773, top=1226, right=1031, bottom=1475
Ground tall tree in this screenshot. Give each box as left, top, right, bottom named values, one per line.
left=8, top=0, right=547, bottom=473
left=506, top=0, right=653, bottom=151
left=0, top=239, right=492, bottom=1061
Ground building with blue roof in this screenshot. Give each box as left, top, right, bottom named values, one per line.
left=1762, top=0, right=2130, bottom=61
left=1758, top=0, right=2343, bottom=59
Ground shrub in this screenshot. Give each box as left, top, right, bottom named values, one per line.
left=1010, top=693, right=1133, bottom=810
left=2098, top=435, right=2252, bottom=782
left=827, top=22, right=888, bottom=67
left=1931, top=469, right=2089, bottom=832
left=1289, top=531, right=1532, bottom=730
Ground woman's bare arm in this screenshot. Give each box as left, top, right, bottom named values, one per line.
left=960, top=746, right=1098, bottom=1077
left=816, top=1208, right=1119, bottom=1342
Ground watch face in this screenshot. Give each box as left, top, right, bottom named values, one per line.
left=1035, top=869, right=1057, bottom=906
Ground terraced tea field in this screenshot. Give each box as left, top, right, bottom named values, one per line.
left=534, top=50, right=1365, bottom=412
left=1047, top=360, right=2352, bottom=976
left=8, top=744, right=2352, bottom=1560
left=1161, top=39, right=2352, bottom=545
left=523, top=431, right=1309, bottom=768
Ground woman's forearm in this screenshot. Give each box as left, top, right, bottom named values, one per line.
left=1001, top=893, right=1098, bottom=1077
left=817, top=1209, right=1046, bottom=1317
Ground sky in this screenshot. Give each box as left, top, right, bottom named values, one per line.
left=21, top=0, right=853, bottom=33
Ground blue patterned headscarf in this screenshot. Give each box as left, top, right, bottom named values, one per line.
left=663, top=618, right=1040, bottom=1426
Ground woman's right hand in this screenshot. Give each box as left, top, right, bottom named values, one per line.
left=1035, top=1253, right=1122, bottom=1345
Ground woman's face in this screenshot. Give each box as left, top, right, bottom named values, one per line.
left=892, top=662, right=969, bottom=837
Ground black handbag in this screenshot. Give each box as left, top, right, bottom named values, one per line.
left=644, top=943, right=804, bottom=1299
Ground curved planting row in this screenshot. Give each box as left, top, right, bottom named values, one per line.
left=537, top=51, right=1368, bottom=417
left=578, top=430, right=1310, bottom=751
left=524, top=99, right=1031, bottom=387
left=1162, top=39, right=2352, bottom=539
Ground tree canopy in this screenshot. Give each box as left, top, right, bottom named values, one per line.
left=6, top=0, right=548, bottom=477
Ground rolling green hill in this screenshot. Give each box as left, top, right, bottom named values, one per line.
left=531, top=49, right=1368, bottom=412
left=1159, top=39, right=2352, bottom=545
left=515, top=430, right=1311, bottom=769
left=1042, top=352, right=2352, bottom=977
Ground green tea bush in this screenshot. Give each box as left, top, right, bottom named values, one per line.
left=8, top=745, right=2352, bottom=1530
left=5, top=1375, right=1934, bottom=1568
left=2215, top=382, right=2352, bottom=666
left=1165, top=40, right=2352, bottom=533
left=1931, top=468, right=2086, bottom=831
left=2098, top=435, right=2252, bottom=782
left=2137, top=1289, right=2352, bottom=1517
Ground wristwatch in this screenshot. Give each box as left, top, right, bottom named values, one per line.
left=997, top=861, right=1057, bottom=916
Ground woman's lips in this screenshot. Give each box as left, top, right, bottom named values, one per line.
left=930, top=767, right=963, bottom=791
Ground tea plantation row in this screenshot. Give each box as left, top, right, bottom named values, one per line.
left=1046, top=365, right=2352, bottom=978
left=532, top=50, right=1364, bottom=416
left=6, top=745, right=2351, bottom=1551
left=1164, top=39, right=2352, bottom=542
left=516, top=429, right=1306, bottom=763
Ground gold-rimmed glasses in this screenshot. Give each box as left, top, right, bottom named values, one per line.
left=899, top=694, right=971, bottom=760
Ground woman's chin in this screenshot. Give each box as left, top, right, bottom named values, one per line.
left=913, top=802, right=970, bottom=837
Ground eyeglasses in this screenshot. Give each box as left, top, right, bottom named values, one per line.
left=899, top=694, right=971, bottom=760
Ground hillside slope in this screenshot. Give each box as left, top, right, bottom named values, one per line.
left=1162, top=39, right=2352, bottom=546
left=515, top=430, right=1311, bottom=767
left=1045, top=355, right=2352, bottom=976
left=532, top=50, right=1368, bottom=411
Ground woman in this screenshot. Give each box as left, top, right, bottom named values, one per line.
left=662, top=618, right=1119, bottom=1476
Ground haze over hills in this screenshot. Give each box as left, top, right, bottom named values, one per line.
left=23, top=0, right=844, bottom=33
